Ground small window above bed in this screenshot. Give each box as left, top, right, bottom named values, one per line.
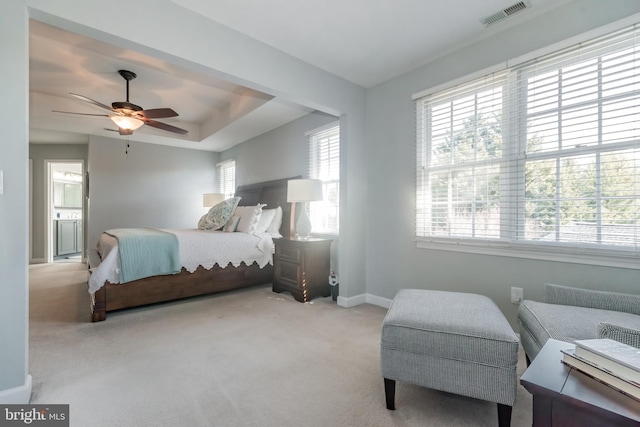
left=218, top=160, right=236, bottom=199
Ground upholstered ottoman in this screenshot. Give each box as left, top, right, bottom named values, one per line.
left=380, top=289, right=519, bottom=427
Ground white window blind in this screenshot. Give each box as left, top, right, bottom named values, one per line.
left=416, top=71, right=508, bottom=240
left=308, top=123, right=340, bottom=235
left=416, top=23, right=640, bottom=263
left=217, top=160, right=236, bottom=199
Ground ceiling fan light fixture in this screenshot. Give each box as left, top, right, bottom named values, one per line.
left=109, top=115, right=144, bottom=131
left=58, top=70, right=188, bottom=136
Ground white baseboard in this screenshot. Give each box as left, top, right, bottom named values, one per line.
left=365, top=294, right=393, bottom=309
left=337, top=294, right=366, bottom=307
left=337, top=293, right=392, bottom=309
left=0, top=375, right=32, bottom=404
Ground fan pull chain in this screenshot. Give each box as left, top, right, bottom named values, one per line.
left=125, top=135, right=131, bottom=156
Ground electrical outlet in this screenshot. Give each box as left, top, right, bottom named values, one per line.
left=511, top=287, right=524, bottom=304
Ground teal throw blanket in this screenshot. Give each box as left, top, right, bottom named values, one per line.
left=105, top=228, right=181, bottom=283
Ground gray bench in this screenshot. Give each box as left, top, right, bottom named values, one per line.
left=380, top=289, right=519, bottom=427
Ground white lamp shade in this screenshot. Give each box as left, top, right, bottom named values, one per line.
left=203, top=193, right=225, bottom=207
left=109, top=115, right=144, bottom=131
left=287, top=179, right=323, bottom=202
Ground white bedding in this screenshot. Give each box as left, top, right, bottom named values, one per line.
left=88, top=229, right=275, bottom=294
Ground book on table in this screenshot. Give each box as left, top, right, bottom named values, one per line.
left=561, top=348, right=640, bottom=402
left=573, top=338, right=640, bottom=384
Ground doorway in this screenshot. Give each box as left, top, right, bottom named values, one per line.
left=46, top=160, right=85, bottom=263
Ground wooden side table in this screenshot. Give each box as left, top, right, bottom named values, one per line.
left=520, top=338, right=640, bottom=426
left=272, top=238, right=332, bottom=302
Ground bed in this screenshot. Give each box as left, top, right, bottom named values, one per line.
left=88, top=176, right=297, bottom=322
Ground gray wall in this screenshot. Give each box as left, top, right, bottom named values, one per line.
left=220, top=111, right=337, bottom=187
left=365, top=0, right=640, bottom=328
left=29, top=143, right=88, bottom=262
left=0, top=0, right=29, bottom=402
left=87, top=136, right=219, bottom=252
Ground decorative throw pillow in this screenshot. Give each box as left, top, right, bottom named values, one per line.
left=265, top=206, right=283, bottom=237
left=255, top=208, right=277, bottom=234
left=235, top=204, right=266, bottom=234
left=222, top=215, right=241, bottom=232
left=197, top=197, right=241, bottom=230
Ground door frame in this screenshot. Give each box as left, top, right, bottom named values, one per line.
left=45, top=159, right=85, bottom=263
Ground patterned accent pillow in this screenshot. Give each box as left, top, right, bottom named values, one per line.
left=197, top=197, right=241, bottom=230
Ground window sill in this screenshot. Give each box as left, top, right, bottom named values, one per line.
left=416, top=237, right=640, bottom=270
left=312, top=232, right=339, bottom=240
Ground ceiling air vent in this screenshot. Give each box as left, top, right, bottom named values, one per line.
left=480, top=1, right=531, bottom=28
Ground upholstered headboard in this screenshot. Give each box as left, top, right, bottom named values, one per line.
left=234, top=176, right=300, bottom=238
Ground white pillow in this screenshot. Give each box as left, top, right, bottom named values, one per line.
left=235, top=204, right=266, bottom=234
left=255, top=208, right=277, bottom=234
left=265, top=206, right=283, bottom=237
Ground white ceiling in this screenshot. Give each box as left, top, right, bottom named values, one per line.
left=172, top=0, right=571, bottom=87
left=29, top=0, right=571, bottom=151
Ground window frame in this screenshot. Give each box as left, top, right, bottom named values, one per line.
left=414, top=21, right=640, bottom=270
left=307, top=121, right=340, bottom=237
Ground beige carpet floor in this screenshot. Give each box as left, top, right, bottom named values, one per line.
left=28, top=262, right=533, bottom=426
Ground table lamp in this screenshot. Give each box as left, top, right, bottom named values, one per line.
left=203, top=193, right=225, bottom=208
left=287, top=179, right=323, bottom=240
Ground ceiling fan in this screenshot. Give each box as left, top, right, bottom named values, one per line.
left=53, top=69, right=188, bottom=136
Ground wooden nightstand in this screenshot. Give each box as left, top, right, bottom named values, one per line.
left=272, top=238, right=332, bottom=302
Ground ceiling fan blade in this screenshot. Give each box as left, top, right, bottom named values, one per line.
left=140, top=108, right=179, bottom=119
left=52, top=110, right=109, bottom=117
left=69, top=93, right=114, bottom=111
left=145, top=119, right=188, bottom=135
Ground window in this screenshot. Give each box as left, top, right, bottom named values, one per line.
left=217, top=160, right=236, bottom=199
left=416, top=24, right=640, bottom=265
left=308, top=122, right=340, bottom=235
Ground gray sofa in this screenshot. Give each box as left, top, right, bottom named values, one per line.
left=517, top=283, right=640, bottom=363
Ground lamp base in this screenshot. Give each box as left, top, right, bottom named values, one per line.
left=294, top=202, right=312, bottom=240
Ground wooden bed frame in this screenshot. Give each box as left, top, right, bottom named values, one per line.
left=90, top=176, right=299, bottom=322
